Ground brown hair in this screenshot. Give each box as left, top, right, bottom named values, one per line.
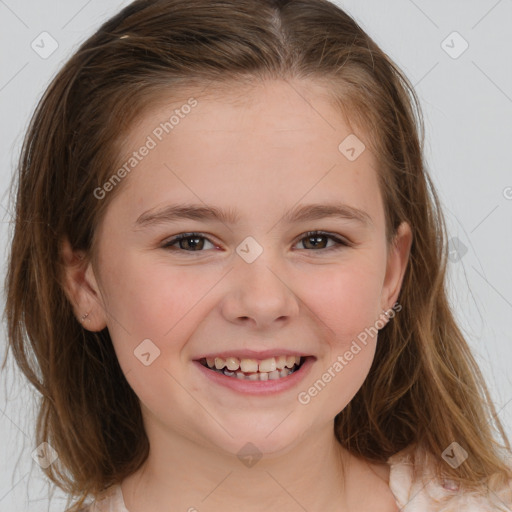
left=4, top=0, right=511, bottom=509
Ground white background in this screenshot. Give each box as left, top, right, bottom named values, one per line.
left=0, top=1, right=511, bottom=510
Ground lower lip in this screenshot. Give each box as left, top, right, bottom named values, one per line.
left=193, top=357, right=315, bottom=396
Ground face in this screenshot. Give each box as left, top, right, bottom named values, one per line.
left=73, top=79, right=411, bottom=457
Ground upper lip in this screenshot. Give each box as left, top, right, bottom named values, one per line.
left=194, top=349, right=312, bottom=360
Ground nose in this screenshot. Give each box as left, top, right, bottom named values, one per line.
left=220, top=250, right=300, bottom=329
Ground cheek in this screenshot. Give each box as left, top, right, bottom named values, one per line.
left=297, top=323, right=377, bottom=420
left=328, top=344, right=376, bottom=415
left=300, top=258, right=385, bottom=413
left=100, top=251, right=225, bottom=367
left=98, top=255, right=209, bottom=420
left=101, top=249, right=186, bottom=330
left=295, top=256, right=385, bottom=345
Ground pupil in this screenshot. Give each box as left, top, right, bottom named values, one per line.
left=184, top=236, right=202, bottom=250
left=306, top=235, right=325, bottom=249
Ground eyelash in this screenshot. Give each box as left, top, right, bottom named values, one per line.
left=161, top=230, right=351, bottom=254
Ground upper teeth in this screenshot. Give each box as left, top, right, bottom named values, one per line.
left=205, top=355, right=301, bottom=373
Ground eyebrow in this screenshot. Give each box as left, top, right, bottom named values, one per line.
left=134, top=202, right=373, bottom=229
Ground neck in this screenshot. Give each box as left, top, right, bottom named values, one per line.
left=121, top=422, right=356, bottom=512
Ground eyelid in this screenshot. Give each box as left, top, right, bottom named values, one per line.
left=161, top=230, right=352, bottom=253
left=296, top=230, right=352, bottom=249
left=161, top=232, right=218, bottom=252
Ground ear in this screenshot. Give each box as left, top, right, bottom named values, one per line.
left=59, top=237, right=108, bottom=332
left=381, top=221, right=412, bottom=312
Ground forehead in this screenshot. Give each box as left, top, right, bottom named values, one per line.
left=104, top=79, right=383, bottom=229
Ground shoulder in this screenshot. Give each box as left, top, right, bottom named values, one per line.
left=387, top=443, right=512, bottom=511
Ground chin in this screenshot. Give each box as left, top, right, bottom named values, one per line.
left=202, top=415, right=316, bottom=461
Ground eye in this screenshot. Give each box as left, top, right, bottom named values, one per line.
left=161, top=230, right=350, bottom=253
left=162, top=232, right=216, bottom=252
left=293, top=231, right=350, bottom=252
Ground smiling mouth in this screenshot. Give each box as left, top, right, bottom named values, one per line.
left=199, top=355, right=306, bottom=381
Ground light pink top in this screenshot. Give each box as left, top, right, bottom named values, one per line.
left=78, top=444, right=512, bottom=511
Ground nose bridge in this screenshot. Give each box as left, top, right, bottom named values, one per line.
left=221, top=237, right=300, bottom=326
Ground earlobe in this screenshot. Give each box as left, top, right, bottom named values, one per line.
left=59, top=237, right=108, bottom=332
left=381, top=221, right=413, bottom=312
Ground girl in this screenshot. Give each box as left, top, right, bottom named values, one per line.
left=4, top=0, right=512, bottom=510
